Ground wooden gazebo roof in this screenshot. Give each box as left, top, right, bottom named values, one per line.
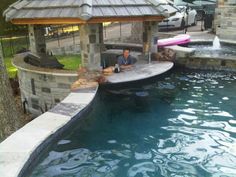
left=4, top=0, right=178, bottom=25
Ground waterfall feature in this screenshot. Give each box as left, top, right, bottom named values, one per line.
left=212, top=36, right=221, bottom=50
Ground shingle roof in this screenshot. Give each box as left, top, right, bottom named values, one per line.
left=3, top=0, right=178, bottom=23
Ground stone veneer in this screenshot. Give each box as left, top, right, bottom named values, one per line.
left=173, top=40, right=236, bottom=71
left=177, top=56, right=236, bottom=71
left=13, top=54, right=78, bottom=117
left=79, top=23, right=104, bottom=70
left=28, top=25, right=46, bottom=55
left=143, top=21, right=159, bottom=55
left=215, top=0, right=236, bottom=40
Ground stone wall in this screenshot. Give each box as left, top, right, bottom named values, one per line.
left=18, top=69, right=77, bottom=117
left=13, top=56, right=78, bottom=117
left=215, top=1, right=236, bottom=40
left=177, top=56, right=236, bottom=71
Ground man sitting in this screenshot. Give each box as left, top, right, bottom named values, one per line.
left=117, top=48, right=136, bottom=70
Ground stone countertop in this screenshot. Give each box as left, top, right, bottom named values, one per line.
left=12, top=54, right=78, bottom=76
left=106, top=61, right=174, bottom=84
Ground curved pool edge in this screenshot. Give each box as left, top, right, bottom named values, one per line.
left=0, top=86, right=99, bottom=177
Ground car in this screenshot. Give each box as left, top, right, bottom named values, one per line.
left=174, top=0, right=216, bottom=20
left=158, top=6, right=197, bottom=30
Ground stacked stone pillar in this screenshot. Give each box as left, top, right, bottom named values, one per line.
left=130, top=22, right=143, bottom=43
left=80, top=23, right=104, bottom=70
left=215, top=0, right=236, bottom=40
left=28, top=25, right=46, bottom=55
left=143, top=21, right=159, bottom=57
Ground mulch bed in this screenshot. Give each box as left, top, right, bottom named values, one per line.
left=10, top=78, right=33, bottom=126
left=14, top=95, right=33, bottom=127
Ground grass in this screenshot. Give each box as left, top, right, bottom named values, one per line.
left=4, top=55, right=81, bottom=78
left=4, top=57, right=18, bottom=78
left=1, top=36, right=81, bottom=77
left=57, top=55, right=81, bottom=70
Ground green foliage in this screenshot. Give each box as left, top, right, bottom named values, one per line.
left=57, top=55, right=81, bottom=70
left=4, top=57, right=17, bottom=78
left=0, top=0, right=27, bottom=36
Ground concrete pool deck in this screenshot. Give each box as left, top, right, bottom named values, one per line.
left=0, top=86, right=98, bottom=177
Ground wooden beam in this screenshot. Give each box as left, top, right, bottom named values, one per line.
left=11, top=16, right=164, bottom=25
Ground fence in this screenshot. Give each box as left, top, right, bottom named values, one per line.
left=0, top=21, right=209, bottom=58
left=0, top=35, right=29, bottom=58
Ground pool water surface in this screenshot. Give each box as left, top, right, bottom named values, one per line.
left=29, top=69, right=236, bottom=177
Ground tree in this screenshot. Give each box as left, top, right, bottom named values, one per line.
left=0, top=0, right=27, bottom=36
left=0, top=41, right=19, bottom=141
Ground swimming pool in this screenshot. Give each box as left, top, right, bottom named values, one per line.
left=28, top=68, right=236, bottom=177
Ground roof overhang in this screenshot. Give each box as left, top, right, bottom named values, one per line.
left=11, top=16, right=165, bottom=25
left=4, top=0, right=177, bottom=25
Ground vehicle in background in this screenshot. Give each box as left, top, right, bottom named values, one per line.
left=158, top=6, right=197, bottom=31
left=174, top=0, right=216, bottom=20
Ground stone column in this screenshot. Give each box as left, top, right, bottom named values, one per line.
left=130, top=22, right=143, bottom=43
left=215, top=0, right=236, bottom=40
left=143, top=21, right=159, bottom=56
left=28, top=25, right=46, bottom=55
left=79, top=23, right=104, bottom=70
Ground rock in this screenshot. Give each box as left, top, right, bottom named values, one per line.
left=151, top=48, right=176, bottom=61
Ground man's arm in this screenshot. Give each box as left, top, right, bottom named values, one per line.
left=120, top=65, right=133, bottom=70
left=117, top=55, right=134, bottom=70
left=120, top=56, right=135, bottom=70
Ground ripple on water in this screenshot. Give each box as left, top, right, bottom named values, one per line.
left=57, top=140, right=71, bottom=145
left=127, top=162, right=156, bottom=177
left=29, top=70, right=236, bottom=177
left=134, top=151, right=152, bottom=160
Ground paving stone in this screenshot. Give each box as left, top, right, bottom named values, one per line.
left=0, top=112, right=71, bottom=177
left=49, top=102, right=86, bottom=117
left=62, top=92, right=95, bottom=105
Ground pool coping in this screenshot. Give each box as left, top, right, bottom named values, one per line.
left=0, top=86, right=98, bottom=177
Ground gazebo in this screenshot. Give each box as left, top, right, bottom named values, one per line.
left=4, top=0, right=177, bottom=70
left=3, top=0, right=177, bottom=116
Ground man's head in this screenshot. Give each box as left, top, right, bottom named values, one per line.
left=123, top=48, right=130, bottom=59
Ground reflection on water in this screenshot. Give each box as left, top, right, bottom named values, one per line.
left=29, top=69, right=236, bottom=177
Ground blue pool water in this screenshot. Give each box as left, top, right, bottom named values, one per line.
left=29, top=69, right=236, bottom=177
